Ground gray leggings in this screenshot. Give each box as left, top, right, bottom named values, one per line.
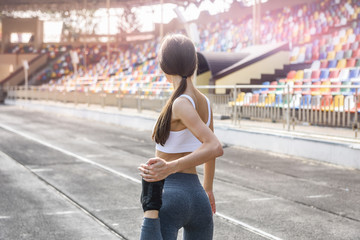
left=140, top=172, right=213, bottom=240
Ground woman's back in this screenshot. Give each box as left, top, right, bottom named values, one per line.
left=156, top=90, right=213, bottom=174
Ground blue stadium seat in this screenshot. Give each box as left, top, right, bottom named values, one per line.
left=320, top=69, right=330, bottom=79
left=328, top=59, right=338, bottom=68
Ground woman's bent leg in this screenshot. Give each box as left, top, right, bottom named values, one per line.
left=140, top=218, right=163, bottom=240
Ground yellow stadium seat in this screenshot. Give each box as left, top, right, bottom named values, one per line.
left=333, top=95, right=344, bottom=109
left=327, top=51, right=335, bottom=60
left=336, top=59, right=347, bottom=68
left=236, top=92, right=245, bottom=102
left=320, top=80, right=331, bottom=94
left=334, top=44, right=342, bottom=52
left=295, top=70, right=304, bottom=79
left=346, top=28, right=353, bottom=36
left=265, top=93, right=275, bottom=105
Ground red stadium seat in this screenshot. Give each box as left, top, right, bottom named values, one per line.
left=311, top=70, right=321, bottom=79
left=320, top=60, right=328, bottom=68
left=287, top=70, right=297, bottom=79
left=346, top=58, right=356, bottom=68
left=329, top=69, right=340, bottom=78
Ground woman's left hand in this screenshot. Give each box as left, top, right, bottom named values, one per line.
left=138, top=157, right=177, bottom=182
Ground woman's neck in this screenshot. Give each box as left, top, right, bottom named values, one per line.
left=173, top=76, right=195, bottom=93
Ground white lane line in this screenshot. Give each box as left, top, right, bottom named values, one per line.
left=216, top=212, right=283, bottom=240
left=45, top=211, right=76, bottom=215
left=0, top=216, right=11, bottom=219
left=0, top=123, right=141, bottom=184
left=306, top=194, right=333, bottom=199
left=32, top=168, right=53, bottom=172
left=248, top=197, right=276, bottom=202
left=0, top=123, right=282, bottom=240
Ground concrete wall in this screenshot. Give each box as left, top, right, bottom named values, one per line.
left=196, top=71, right=211, bottom=94
left=1, top=54, right=47, bottom=87
left=0, top=53, right=38, bottom=67
left=0, top=54, right=38, bottom=82
left=1, top=17, right=43, bottom=53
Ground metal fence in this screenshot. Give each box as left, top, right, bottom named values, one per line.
left=5, top=84, right=360, bottom=137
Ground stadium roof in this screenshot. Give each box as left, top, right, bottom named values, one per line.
left=0, top=0, right=202, bottom=11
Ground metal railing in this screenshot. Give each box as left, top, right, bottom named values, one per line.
left=5, top=83, right=360, bottom=137
left=197, top=84, right=360, bottom=137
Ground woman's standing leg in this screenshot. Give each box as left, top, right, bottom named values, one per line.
left=183, top=189, right=214, bottom=240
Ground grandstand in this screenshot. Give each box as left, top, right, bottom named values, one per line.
left=0, top=0, right=359, bottom=131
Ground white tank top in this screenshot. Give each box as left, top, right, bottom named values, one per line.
left=155, top=94, right=211, bottom=154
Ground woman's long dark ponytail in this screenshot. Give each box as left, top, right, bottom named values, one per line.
left=152, top=34, right=197, bottom=146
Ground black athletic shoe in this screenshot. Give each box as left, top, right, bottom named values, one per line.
left=140, top=178, right=165, bottom=212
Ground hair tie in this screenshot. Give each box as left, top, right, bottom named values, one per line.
left=182, top=76, right=187, bottom=80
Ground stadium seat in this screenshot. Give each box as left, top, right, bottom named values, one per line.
left=311, top=60, right=321, bottom=69
left=334, top=44, right=342, bottom=52
left=320, top=69, right=330, bottom=79
left=331, top=81, right=342, bottom=95
left=265, top=93, right=276, bottom=106
left=305, top=45, right=313, bottom=61
left=347, top=58, right=356, bottom=68
left=344, top=49, right=353, bottom=59
left=276, top=79, right=286, bottom=94
left=319, top=51, right=328, bottom=60
left=320, top=60, right=329, bottom=68
left=342, top=43, right=350, bottom=51
left=341, top=81, right=352, bottom=95
left=269, top=81, right=278, bottom=92
left=320, top=80, right=331, bottom=94
left=294, top=80, right=303, bottom=94
left=329, top=69, right=340, bottom=78
left=261, top=81, right=270, bottom=94
left=344, top=95, right=355, bottom=110
left=287, top=71, right=297, bottom=79
left=244, top=93, right=253, bottom=105
left=302, top=79, right=312, bottom=95
left=311, top=80, right=321, bottom=95
left=301, top=94, right=311, bottom=107
left=303, top=69, right=312, bottom=79
left=336, top=59, right=347, bottom=68
left=350, top=41, right=359, bottom=50
left=236, top=92, right=245, bottom=103
left=311, top=69, right=321, bottom=79
left=333, top=95, right=344, bottom=109
left=339, top=68, right=350, bottom=81
left=329, top=59, right=339, bottom=69
left=352, top=48, right=360, bottom=58
left=275, top=94, right=282, bottom=105
left=321, top=95, right=333, bottom=108
left=335, top=50, right=344, bottom=60
left=349, top=68, right=360, bottom=79
left=295, top=70, right=304, bottom=79
left=351, top=81, right=360, bottom=94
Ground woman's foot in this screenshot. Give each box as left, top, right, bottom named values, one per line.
left=140, top=179, right=165, bottom=212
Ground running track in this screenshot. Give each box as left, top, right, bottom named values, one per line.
left=0, top=105, right=359, bottom=239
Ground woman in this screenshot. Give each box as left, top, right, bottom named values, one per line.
left=138, top=34, right=223, bottom=240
